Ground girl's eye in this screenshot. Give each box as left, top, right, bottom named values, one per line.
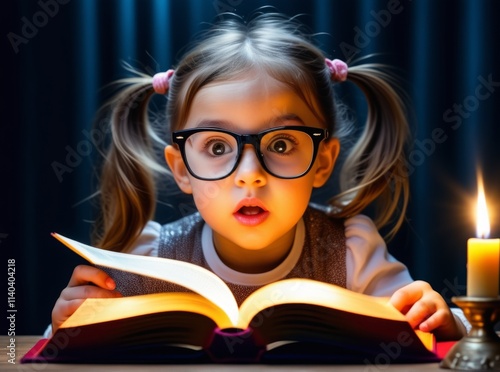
left=205, top=139, right=233, bottom=156
left=210, top=141, right=227, bottom=155
left=271, top=139, right=288, bottom=153
left=267, top=136, right=297, bottom=155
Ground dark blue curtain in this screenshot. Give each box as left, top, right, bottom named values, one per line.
left=3, top=0, right=500, bottom=334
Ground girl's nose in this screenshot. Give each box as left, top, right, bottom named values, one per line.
left=234, top=145, right=267, bottom=187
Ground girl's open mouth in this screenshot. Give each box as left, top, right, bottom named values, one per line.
left=233, top=205, right=269, bottom=226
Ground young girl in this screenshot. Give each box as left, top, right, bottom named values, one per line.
left=50, top=13, right=467, bottom=342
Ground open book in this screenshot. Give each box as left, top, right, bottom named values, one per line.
left=22, top=233, right=439, bottom=364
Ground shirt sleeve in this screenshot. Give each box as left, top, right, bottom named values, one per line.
left=345, top=215, right=471, bottom=333
left=345, top=215, right=413, bottom=296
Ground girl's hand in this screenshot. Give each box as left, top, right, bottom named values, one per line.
left=51, top=265, right=122, bottom=333
left=389, top=280, right=467, bottom=341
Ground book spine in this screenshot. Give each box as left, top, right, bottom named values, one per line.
left=206, top=328, right=265, bottom=363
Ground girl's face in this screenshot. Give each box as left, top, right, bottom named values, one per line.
left=166, top=72, right=339, bottom=271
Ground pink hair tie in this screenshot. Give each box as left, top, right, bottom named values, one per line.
left=152, top=69, right=174, bottom=94
left=325, top=58, right=348, bottom=82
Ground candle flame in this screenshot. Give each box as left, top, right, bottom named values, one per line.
left=476, top=174, right=491, bottom=238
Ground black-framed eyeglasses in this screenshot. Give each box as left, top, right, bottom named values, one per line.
left=171, top=126, right=328, bottom=180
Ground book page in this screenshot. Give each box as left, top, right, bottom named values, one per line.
left=237, top=278, right=402, bottom=326
left=237, top=278, right=434, bottom=351
left=61, top=292, right=234, bottom=330
left=52, top=233, right=240, bottom=325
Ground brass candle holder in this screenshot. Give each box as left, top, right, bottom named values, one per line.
left=440, top=296, right=500, bottom=370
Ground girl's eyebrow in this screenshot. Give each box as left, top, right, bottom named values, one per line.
left=271, top=114, right=306, bottom=126
left=193, top=114, right=306, bottom=130
left=193, top=119, right=235, bottom=130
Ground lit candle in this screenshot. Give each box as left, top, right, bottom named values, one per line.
left=467, top=175, right=500, bottom=297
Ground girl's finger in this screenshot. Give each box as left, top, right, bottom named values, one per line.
left=60, top=285, right=122, bottom=301
left=67, top=265, right=116, bottom=290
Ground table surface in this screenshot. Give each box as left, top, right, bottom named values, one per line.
left=1, top=336, right=449, bottom=372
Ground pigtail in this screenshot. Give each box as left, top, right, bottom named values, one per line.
left=330, top=64, right=410, bottom=240
left=93, top=70, right=170, bottom=252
